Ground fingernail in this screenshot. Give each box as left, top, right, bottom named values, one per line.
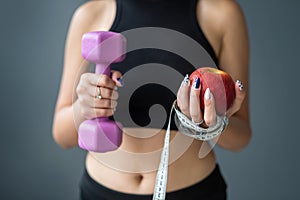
left=192, top=77, right=200, bottom=89
left=182, top=74, right=190, bottom=86
left=117, top=77, right=124, bottom=87
left=205, top=88, right=211, bottom=100
left=237, top=80, right=243, bottom=91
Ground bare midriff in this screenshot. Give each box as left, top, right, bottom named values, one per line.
left=86, top=127, right=216, bottom=194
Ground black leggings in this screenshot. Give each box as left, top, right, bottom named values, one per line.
left=80, top=165, right=227, bottom=200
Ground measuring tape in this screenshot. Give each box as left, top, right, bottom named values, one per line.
left=152, top=100, right=227, bottom=199
left=152, top=101, right=175, bottom=200
left=174, top=100, right=229, bottom=141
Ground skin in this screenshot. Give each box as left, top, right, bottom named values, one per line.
left=52, top=0, right=251, bottom=195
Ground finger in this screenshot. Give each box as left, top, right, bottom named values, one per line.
left=89, top=86, right=119, bottom=100
left=93, top=108, right=115, bottom=118
left=203, top=88, right=217, bottom=127
left=177, top=74, right=191, bottom=117
left=226, top=80, right=246, bottom=117
left=82, top=73, right=116, bottom=89
left=93, top=99, right=118, bottom=109
left=79, top=105, right=114, bottom=119
left=190, top=77, right=203, bottom=123
left=111, top=70, right=124, bottom=87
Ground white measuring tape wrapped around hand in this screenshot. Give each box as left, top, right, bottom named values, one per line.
left=152, top=100, right=228, bottom=200
left=174, top=100, right=229, bottom=141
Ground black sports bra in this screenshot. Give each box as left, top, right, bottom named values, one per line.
left=110, top=0, right=218, bottom=130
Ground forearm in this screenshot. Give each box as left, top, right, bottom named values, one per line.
left=217, top=115, right=251, bottom=152
left=52, top=100, right=85, bottom=149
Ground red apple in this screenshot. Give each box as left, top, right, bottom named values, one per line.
left=189, top=67, right=236, bottom=115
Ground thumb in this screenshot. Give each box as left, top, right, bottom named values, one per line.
left=111, top=70, right=124, bottom=87
left=226, top=80, right=246, bottom=117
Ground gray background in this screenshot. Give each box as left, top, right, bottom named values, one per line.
left=0, top=0, right=299, bottom=199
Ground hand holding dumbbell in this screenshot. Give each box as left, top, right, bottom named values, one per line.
left=78, top=31, right=126, bottom=152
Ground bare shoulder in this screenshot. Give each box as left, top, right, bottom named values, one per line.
left=197, top=0, right=248, bottom=58
left=199, top=0, right=245, bottom=19
left=71, top=0, right=115, bottom=31
left=199, top=0, right=247, bottom=34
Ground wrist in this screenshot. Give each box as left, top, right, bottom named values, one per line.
left=174, top=100, right=229, bottom=141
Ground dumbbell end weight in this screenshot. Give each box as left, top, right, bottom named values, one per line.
left=78, top=118, right=123, bottom=152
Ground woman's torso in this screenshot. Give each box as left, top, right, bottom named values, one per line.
left=87, top=129, right=216, bottom=194
left=84, top=0, right=222, bottom=194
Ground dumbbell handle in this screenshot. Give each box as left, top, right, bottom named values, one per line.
left=95, top=63, right=111, bottom=76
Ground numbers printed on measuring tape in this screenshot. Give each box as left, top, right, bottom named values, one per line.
left=152, top=104, right=174, bottom=200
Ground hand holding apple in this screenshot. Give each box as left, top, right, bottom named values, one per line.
left=189, top=67, right=236, bottom=115
left=177, top=67, right=245, bottom=128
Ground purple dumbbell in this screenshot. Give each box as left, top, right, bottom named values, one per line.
left=78, top=31, right=126, bottom=152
